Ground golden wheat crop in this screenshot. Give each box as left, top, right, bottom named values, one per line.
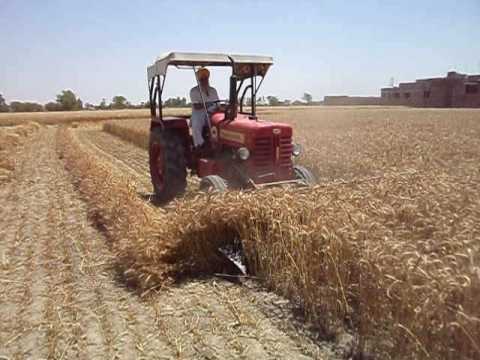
left=61, top=106, right=480, bottom=359
left=103, top=120, right=150, bottom=149
left=103, top=107, right=480, bottom=180
left=0, top=108, right=195, bottom=126
left=0, top=105, right=305, bottom=127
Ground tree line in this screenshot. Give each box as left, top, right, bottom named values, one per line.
left=0, top=91, right=318, bottom=113
left=258, top=93, right=319, bottom=106
left=0, top=91, right=147, bottom=113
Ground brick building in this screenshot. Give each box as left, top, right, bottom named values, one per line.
left=381, top=71, right=480, bottom=107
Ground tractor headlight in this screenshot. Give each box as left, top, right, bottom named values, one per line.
left=237, top=147, right=250, bottom=160
left=292, top=143, right=302, bottom=157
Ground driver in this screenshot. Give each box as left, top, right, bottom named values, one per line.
left=190, top=67, right=219, bottom=148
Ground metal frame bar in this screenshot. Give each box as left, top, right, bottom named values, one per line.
left=149, top=75, right=165, bottom=122
left=239, top=84, right=252, bottom=113
left=236, top=79, right=245, bottom=95
left=158, top=75, right=165, bottom=121
left=237, top=65, right=264, bottom=118
left=252, top=66, right=257, bottom=117
left=149, top=78, right=156, bottom=118
left=148, top=61, right=267, bottom=125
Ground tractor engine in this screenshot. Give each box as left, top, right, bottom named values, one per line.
left=198, top=113, right=297, bottom=186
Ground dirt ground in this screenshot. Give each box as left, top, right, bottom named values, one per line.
left=0, top=127, right=343, bottom=359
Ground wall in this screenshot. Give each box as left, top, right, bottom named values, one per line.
left=451, top=76, right=480, bottom=108
left=324, top=96, right=383, bottom=106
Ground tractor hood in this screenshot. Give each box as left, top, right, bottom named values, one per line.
left=211, top=113, right=293, bottom=146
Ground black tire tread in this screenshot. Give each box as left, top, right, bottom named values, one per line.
left=149, top=129, right=187, bottom=202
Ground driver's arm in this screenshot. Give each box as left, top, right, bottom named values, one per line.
left=209, top=88, right=222, bottom=111
left=190, top=87, right=204, bottom=111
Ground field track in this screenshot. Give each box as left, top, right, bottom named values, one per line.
left=0, top=127, right=339, bottom=359
left=76, top=128, right=153, bottom=194
left=76, top=128, right=202, bottom=203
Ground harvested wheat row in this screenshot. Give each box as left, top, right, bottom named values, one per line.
left=57, top=127, right=236, bottom=288
left=59, top=120, right=479, bottom=359
left=0, top=121, right=41, bottom=181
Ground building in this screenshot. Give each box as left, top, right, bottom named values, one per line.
left=323, top=71, right=480, bottom=108
left=381, top=71, right=480, bottom=107
left=323, top=96, right=382, bottom=106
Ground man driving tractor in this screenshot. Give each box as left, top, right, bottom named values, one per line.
left=190, top=67, right=219, bottom=148
left=147, top=52, right=315, bottom=202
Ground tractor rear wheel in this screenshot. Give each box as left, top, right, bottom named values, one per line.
left=199, top=175, right=228, bottom=193
left=293, top=165, right=316, bottom=186
left=149, top=129, right=187, bottom=202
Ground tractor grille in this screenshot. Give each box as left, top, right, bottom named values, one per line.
left=253, top=137, right=273, bottom=173
left=253, top=135, right=293, bottom=176
left=278, top=136, right=294, bottom=168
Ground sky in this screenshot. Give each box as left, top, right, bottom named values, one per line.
left=1, top=0, right=479, bottom=105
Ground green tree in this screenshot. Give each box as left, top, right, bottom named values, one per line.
left=84, top=102, right=96, bottom=110
left=10, top=101, right=43, bottom=112
left=302, top=92, right=313, bottom=104
left=98, top=98, right=108, bottom=110
left=56, top=90, right=83, bottom=111
left=0, top=94, right=9, bottom=112
left=140, top=101, right=150, bottom=109
left=267, top=96, right=280, bottom=106
left=111, top=95, right=129, bottom=109
left=256, top=96, right=268, bottom=106
left=45, top=102, right=62, bottom=111
left=164, top=97, right=187, bottom=107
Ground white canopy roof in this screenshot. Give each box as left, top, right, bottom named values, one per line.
left=147, top=51, right=273, bottom=80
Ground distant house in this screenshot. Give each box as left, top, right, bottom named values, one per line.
left=291, top=100, right=306, bottom=106
left=380, top=71, right=480, bottom=108
left=324, top=71, right=480, bottom=108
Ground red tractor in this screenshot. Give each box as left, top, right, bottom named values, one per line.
left=147, top=52, right=315, bottom=202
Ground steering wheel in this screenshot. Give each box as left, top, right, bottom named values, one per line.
left=212, top=99, right=229, bottom=106
left=207, top=100, right=229, bottom=113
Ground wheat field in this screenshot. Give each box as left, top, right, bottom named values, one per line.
left=100, top=106, right=480, bottom=358
left=1, top=106, right=479, bottom=359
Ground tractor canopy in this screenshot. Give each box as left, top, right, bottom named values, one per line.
left=147, top=52, right=273, bottom=81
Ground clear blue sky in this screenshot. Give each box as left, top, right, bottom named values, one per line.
left=1, top=0, right=479, bottom=104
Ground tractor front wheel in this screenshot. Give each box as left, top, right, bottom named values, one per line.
left=149, top=129, right=187, bottom=202
left=199, top=175, right=228, bottom=193
left=293, top=165, right=316, bottom=186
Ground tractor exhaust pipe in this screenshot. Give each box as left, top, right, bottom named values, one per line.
left=227, top=56, right=238, bottom=121
left=228, top=74, right=238, bottom=121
